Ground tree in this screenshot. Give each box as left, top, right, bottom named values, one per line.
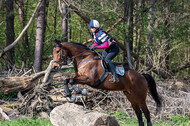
left=160, top=0, right=170, bottom=71
left=61, top=2, right=68, bottom=42
left=146, top=0, right=156, bottom=70
left=17, top=0, right=29, bottom=66
left=134, top=0, right=145, bottom=70
left=5, top=0, right=15, bottom=69
left=123, top=0, right=134, bottom=69
left=33, top=0, right=49, bottom=72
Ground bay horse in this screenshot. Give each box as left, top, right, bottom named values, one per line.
left=52, top=41, right=162, bottom=126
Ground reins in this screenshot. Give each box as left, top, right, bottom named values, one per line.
left=53, top=45, right=103, bottom=68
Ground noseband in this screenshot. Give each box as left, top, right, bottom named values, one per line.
left=52, top=47, right=67, bottom=68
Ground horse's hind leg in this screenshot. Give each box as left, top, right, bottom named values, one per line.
left=140, top=103, right=152, bottom=126
left=132, top=103, right=144, bottom=126
left=123, top=92, right=144, bottom=126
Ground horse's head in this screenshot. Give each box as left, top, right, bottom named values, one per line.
left=52, top=41, right=68, bottom=70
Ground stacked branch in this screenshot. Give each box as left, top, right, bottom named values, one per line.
left=0, top=61, right=73, bottom=94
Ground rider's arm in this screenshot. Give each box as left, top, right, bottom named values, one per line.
left=96, top=40, right=109, bottom=49
left=92, top=41, right=98, bottom=47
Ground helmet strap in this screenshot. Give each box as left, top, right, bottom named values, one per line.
left=95, top=28, right=100, bottom=33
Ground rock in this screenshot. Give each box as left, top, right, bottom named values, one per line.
left=50, top=103, right=119, bottom=126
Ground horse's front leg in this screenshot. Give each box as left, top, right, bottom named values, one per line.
left=63, top=79, right=76, bottom=101
left=64, top=79, right=71, bottom=97
left=68, top=76, right=90, bottom=95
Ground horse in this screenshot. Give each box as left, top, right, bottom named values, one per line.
left=51, top=41, right=162, bottom=126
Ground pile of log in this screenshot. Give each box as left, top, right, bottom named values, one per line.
left=0, top=62, right=73, bottom=94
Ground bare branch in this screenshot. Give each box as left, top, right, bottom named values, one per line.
left=0, top=0, right=43, bottom=58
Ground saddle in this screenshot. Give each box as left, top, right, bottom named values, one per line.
left=101, top=60, right=125, bottom=76
left=92, top=60, right=126, bottom=88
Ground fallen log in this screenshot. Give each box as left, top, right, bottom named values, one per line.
left=50, top=103, right=119, bottom=126
left=0, top=76, right=33, bottom=94
left=0, top=63, right=74, bottom=94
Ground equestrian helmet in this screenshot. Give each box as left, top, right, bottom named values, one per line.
left=89, top=20, right=100, bottom=28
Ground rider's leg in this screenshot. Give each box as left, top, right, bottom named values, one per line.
left=107, top=61, right=119, bottom=82
left=104, top=45, right=119, bottom=83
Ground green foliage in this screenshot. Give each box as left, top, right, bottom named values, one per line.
left=0, top=0, right=189, bottom=78
left=111, top=111, right=190, bottom=126
left=0, top=91, right=17, bottom=99
left=170, top=115, right=189, bottom=126
left=111, top=111, right=138, bottom=125
left=64, top=68, right=75, bottom=73
left=0, top=119, right=53, bottom=126
left=0, top=113, right=189, bottom=126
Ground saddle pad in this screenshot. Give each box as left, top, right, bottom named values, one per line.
left=115, top=66, right=125, bottom=76
left=101, top=61, right=125, bottom=76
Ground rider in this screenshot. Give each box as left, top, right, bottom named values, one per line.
left=89, top=20, right=120, bottom=83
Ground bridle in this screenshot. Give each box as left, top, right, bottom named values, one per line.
left=52, top=47, right=67, bottom=68
left=53, top=46, right=102, bottom=68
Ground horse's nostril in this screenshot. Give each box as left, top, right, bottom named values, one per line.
left=53, top=66, right=58, bottom=70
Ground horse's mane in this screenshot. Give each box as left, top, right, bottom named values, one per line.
left=69, top=42, right=88, bottom=49
left=61, top=41, right=89, bottom=50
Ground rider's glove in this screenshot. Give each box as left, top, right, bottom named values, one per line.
left=89, top=46, right=97, bottom=50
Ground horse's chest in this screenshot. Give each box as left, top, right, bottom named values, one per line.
left=77, top=64, right=89, bottom=76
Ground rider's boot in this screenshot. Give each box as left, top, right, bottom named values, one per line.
left=108, top=61, right=119, bottom=83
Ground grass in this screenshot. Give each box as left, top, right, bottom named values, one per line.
left=64, top=68, right=74, bottom=73
left=0, top=118, right=53, bottom=126
left=0, top=114, right=189, bottom=126
left=111, top=111, right=190, bottom=126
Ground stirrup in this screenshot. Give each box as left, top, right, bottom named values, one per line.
left=109, top=76, right=119, bottom=83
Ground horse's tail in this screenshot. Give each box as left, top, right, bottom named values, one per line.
left=142, top=73, right=162, bottom=113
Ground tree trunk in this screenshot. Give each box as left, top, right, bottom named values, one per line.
left=123, top=0, right=133, bottom=69
left=18, top=0, right=29, bottom=66
left=6, top=0, right=15, bottom=68
left=0, top=1, right=42, bottom=59
left=61, top=2, right=68, bottom=42
left=53, top=0, right=58, bottom=34
left=146, top=0, right=155, bottom=68
left=134, top=0, right=145, bottom=70
left=33, top=0, right=48, bottom=72
left=50, top=103, right=119, bottom=126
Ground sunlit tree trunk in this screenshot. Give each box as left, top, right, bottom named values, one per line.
left=61, top=2, right=68, bottom=42
left=123, top=0, right=133, bottom=69
left=6, top=0, right=15, bottom=69
left=33, top=0, right=48, bottom=72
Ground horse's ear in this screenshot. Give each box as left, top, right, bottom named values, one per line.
left=52, top=42, right=55, bottom=46
left=53, top=40, right=61, bottom=47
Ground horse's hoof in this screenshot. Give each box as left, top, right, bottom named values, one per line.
left=81, top=89, right=87, bottom=95
left=70, top=95, right=76, bottom=102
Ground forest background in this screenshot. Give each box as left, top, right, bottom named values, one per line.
left=0, top=0, right=189, bottom=80
left=0, top=0, right=189, bottom=125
